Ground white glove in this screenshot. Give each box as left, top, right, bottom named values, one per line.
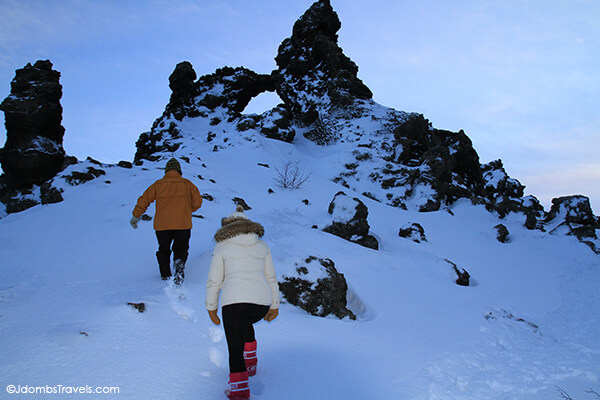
left=130, top=216, right=140, bottom=229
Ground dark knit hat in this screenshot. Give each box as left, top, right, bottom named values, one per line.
left=165, top=158, right=182, bottom=175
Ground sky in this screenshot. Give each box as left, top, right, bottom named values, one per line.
left=0, top=0, right=599, bottom=212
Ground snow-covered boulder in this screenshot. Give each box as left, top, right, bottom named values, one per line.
left=544, top=195, right=598, bottom=240
left=398, top=222, right=427, bottom=243
left=279, top=256, right=356, bottom=320
left=323, top=191, right=378, bottom=249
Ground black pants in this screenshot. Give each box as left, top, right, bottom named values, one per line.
left=222, top=303, right=270, bottom=373
left=155, top=229, right=191, bottom=278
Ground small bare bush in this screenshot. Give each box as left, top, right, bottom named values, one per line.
left=556, top=386, right=600, bottom=400
left=274, top=162, right=310, bottom=189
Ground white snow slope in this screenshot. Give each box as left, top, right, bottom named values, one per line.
left=1, top=107, right=599, bottom=400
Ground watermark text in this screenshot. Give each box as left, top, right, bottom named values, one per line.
left=6, top=384, right=119, bottom=395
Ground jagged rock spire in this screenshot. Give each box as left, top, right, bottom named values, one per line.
left=275, top=0, right=372, bottom=127
left=0, top=60, right=66, bottom=187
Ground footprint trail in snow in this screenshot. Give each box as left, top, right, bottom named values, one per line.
left=164, top=281, right=197, bottom=323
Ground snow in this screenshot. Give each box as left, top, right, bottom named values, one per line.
left=1, top=116, right=599, bottom=400
left=329, top=192, right=359, bottom=223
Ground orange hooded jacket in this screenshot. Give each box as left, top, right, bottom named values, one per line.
left=132, top=170, right=203, bottom=231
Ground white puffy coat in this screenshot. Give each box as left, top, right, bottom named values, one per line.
left=206, top=216, right=280, bottom=311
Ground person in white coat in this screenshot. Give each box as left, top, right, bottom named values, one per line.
left=206, top=206, right=279, bottom=400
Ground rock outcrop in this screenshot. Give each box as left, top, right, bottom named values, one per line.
left=482, top=159, right=544, bottom=220
left=279, top=256, right=356, bottom=320
left=275, top=0, right=372, bottom=141
left=128, top=0, right=598, bottom=240
left=545, top=195, right=597, bottom=240
left=0, top=60, right=66, bottom=187
left=135, top=65, right=278, bottom=163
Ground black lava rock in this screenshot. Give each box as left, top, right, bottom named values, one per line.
left=279, top=256, right=356, bottom=320
left=0, top=60, right=66, bottom=187
left=323, top=191, right=378, bottom=250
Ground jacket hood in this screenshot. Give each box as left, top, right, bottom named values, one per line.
left=214, top=219, right=265, bottom=243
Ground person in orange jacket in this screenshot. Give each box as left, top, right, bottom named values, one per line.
left=130, top=158, right=203, bottom=284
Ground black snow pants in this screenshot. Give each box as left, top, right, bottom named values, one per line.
left=222, top=303, right=270, bottom=373
left=155, top=229, right=191, bottom=278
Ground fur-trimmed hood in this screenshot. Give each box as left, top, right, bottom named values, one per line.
left=214, top=219, right=265, bottom=243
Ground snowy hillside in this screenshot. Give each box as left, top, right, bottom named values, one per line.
left=1, top=1, right=599, bottom=399
left=1, top=115, right=599, bottom=400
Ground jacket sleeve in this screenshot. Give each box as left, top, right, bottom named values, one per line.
left=206, top=247, right=225, bottom=311
left=264, top=250, right=280, bottom=309
left=190, top=182, right=203, bottom=212
left=132, top=183, right=156, bottom=218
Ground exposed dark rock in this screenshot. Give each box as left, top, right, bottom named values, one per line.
left=445, top=259, right=470, bottom=287
left=5, top=196, right=39, bottom=214
left=323, top=191, right=378, bottom=249
left=0, top=60, right=66, bottom=187
left=117, top=161, right=133, bottom=169
left=275, top=0, right=372, bottom=136
left=201, top=193, right=214, bottom=202
left=392, top=114, right=484, bottom=210
left=494, top=224, right=510, bottom=243
left=135, top=65, right=277, bottom=162
left=166, top=61, right=198, bottom=119
left=232, top=197, right=251, bottom=210
left=398, top=222, right=427, bottom=243
left=134, top=121, right=182, bottom=163
left=259, top=105, right=295, bottom=142
left=40, top=182, right=63, bottom=204
left=481, top=160, right=544, bottom=219
left=127, top=302, right=146, bottom=313
left=582, top=241, right=600, bottom=255
left=86, top=156, right=103, bottom=166
left=279, top=256, right=356, bottom=320
left=62, top=156, right=78, bottom=169
left=195, top=67, right=276, bottom=114
left=525, top=212, right=538, bottom=230
left=236, top=117, right=258, bottom=131
left=63, top=167, right=106, bottom=186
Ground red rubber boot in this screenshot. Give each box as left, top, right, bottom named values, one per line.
left=226, top=371, right=249, bottom=400
left=244, top=341, right=258, bottom=376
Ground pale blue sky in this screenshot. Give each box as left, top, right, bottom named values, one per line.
left=1, top=0, right=599, bottom=211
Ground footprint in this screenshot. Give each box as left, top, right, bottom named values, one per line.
left=164, top=284, right=196, bottom=322
left=209, top=326, right=224, bottom=343
left=209, top=347, right=224, bottom=367
left=250, top=378, right=265, bottom=395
